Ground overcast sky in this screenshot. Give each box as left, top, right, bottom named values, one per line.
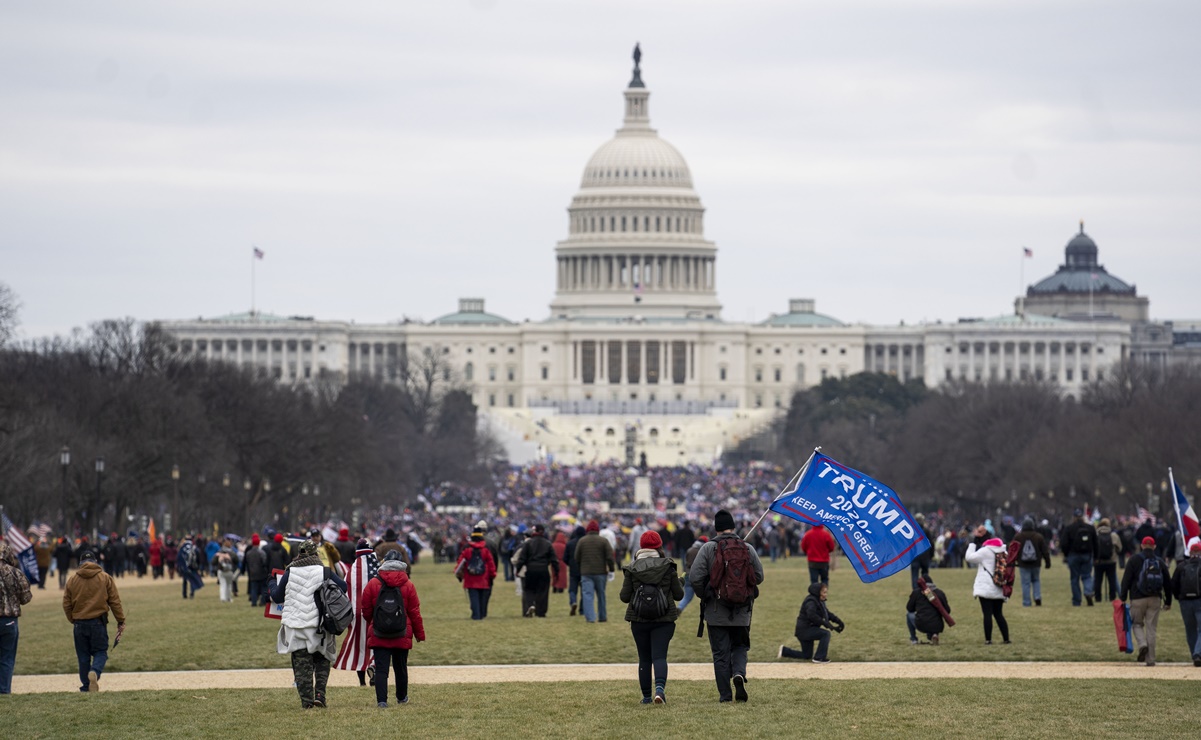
left=2, top=0, right=1199, bottom=339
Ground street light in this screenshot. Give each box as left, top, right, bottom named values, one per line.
left=60, top=445, right=70, bottom=536
left=244, top=477, right=252, bottom=536
left=94, top=456, right=105, bottom=539
left=171, top=464, right=180, bottom=537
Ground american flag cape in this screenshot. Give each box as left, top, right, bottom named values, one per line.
left=334, top=547, right=379, bottom=671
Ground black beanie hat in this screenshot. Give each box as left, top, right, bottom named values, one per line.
left=714, top=510, right=735, bottom=532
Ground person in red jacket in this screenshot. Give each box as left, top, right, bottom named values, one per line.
left=551, top=531, right=569, bottom=594
left=358, top=550, right=425, bottom=708
left=801, top=524, right=837, bottom=585
left=148, top=539, right=164, bottom=579
left=455, top=526, right=497, bottom=620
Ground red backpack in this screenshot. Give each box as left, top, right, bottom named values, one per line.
left=709, top=538, right=758, bottom=607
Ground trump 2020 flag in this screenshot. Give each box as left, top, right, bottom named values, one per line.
left=770, top=452, right=929, bottom=583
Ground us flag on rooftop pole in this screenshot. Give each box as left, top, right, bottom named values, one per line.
left=334, top=544, right=380, bottom=673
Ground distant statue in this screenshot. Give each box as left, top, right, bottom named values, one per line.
left=633, top=43, right=641, bottom=67
left=629, top=43, right=645, bottom=88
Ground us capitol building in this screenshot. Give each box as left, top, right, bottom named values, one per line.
left=160, top=50, right=1197, bottom=465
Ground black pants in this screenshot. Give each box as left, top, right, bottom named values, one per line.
left=979, top=597, right=1009, bottom=642
left=1093, top=562, right=1119, bottom=601
left=783, top=625, right=830, bottom=661
left=523, top=570, right=551, bottom=617
left=631, top=621, right=675, bottom=698
left=706, top=625, right=750, bottom=701
left=373, top=647, right=409, bottom=704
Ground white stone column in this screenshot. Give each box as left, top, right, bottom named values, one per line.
left=1043, top=340, right=1051, bottom=380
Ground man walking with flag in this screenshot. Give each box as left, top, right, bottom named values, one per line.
left=689, top=510, right=764, bottom=703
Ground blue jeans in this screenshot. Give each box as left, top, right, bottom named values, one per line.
left=1019, top=566, right=1041, bottom=606
left=568, top=573, right=580, bottom=607
left=1066, top=553, right=1094, bottom=605
left=1179, top=598, right=1201, bottom=659
left=677, top=578, right=695, bottom=612
left=248, top=578, right=268, bottom=607
left=468, top=588, right=491, bottom=620
left=73, top=619, right=109, bottom=691
left=580, top=574, right=608, bottom=622
left=502, top=555, right=515, bottom=582
left=0, top=617, right=17, bottom=694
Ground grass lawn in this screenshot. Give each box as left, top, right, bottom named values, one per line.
left=4, top=679, right=1198, bottom=739
left=15, top=556, right=1191, bottom=674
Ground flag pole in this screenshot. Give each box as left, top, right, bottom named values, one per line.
left=251, top=246, right=256, bottom=318
left=1170, top=467, right=1187, bottom=545
left=744, top=447, right=820, bottom=542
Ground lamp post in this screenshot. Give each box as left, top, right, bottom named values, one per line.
left=60, top=445, right=70, bottom=537
left=94, top=456, right=105, bottom=540
left=171, top=464, right=180, bottom=536
left=244, top=477, right=252, bottom=536
left=221, top=473, right=229, bottom=532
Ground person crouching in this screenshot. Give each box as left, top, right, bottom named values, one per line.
left=270, top=540, right=347, bottom=709
left=906, top=577, right=952, bottom=645
left=780, top=582, right=843, bottom=663
left=358, top=550, right=425, bottom=708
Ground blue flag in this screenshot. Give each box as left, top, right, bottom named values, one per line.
left=770, top=452, right=929, bottom=583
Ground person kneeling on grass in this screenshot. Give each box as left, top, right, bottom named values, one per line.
left=358, top=550, right=425, bottom=708
left=271, top=540, right=347, bottom=709
left=620, top=530, right=684, bottom=705
left=780, top=582, right=843, bottom=663
left=906, top=577, right=952, bottom=645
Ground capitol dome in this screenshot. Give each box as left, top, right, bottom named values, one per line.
left=549, top=46, right=721, bottom=321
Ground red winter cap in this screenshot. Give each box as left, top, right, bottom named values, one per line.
left=640, top=531, right=663, bottom=550
left=586, top=520, right=600, bottom=533
left=1141, top=536, right=1156, bottom=547
left=251, top=534, right=261, bottom=545
left=273, top=533, right=284, bottom=544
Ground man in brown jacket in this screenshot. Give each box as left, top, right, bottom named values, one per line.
left=62, top=550, right=125, bottom=692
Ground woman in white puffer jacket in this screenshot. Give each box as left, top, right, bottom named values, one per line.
left=965, top=530, right=1011, bottom=645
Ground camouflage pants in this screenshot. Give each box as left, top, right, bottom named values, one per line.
left=290, top=650, right=331, bottom=707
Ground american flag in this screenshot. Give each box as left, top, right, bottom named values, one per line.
left=28, top=522, right=52, bottom=539
left=333, top=546, right=379, bottom=672
left=253, top=246, right=264, bottom=259
left=1023, top=247, right=1033, bottom=258
left=1137, top=506, right=1156, bottom=525
left=2, top=512, right=32, bottom=552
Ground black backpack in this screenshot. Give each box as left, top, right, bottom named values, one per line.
left=1179, top=559, right=1201, bottom=600
left=1019, top=538, right=1037, bottom=563
left=315, top=578, right=353, bottom=636
left=631, top=580, right=669, bottom=620
left=1137, top=554, right=1165, bottom=596
left=372, top=576, right=407, bottom=639
left=466, top=547, right=486, bottom=577
left=1096, top=533, right=1114, bottom=561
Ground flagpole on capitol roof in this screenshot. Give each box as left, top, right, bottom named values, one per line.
left=744, top=447, right=820, bottom=541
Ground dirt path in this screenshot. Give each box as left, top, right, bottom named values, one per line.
left=12, top=661, right=1201, bottom=694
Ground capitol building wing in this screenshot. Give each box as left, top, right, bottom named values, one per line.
left=159, top=50, right=1190, bottom=466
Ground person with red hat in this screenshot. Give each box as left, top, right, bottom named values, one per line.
left=1120, top=535, right=1172, bottom=666
left=619, top=530, right=684, bottom=704
left=575, top=520, right=615, bottom=623
left=335, top=528, right=357, bottom=565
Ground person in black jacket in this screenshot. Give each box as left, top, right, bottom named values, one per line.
left=266, top=533, right=291, bottom=574
left=243, top=534, right=270, bottom=607
left=513, top=524, right=559, bottom=618
left=780, top=582, right=844, bottom=663
left=619, top=530, right=684, bottom=704
left=1120, top=536, right=1172, bottom=666
left=53, top=537, right=74, bottom=589
left=1059, top=509, right=1098, bottom=606
left=906, top=577, right=951, bottom=645
left=564, top=525, right=586, bottom=616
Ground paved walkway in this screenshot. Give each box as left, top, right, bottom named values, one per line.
left=12, top=661, right=1201, bottom=694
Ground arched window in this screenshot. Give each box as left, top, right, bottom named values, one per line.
left=465, top=362, right=474, bottom=381
left=796, top=363, right=805, bottom=383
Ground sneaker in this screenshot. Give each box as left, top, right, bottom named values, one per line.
left=653, top=689, right=666, bottom=705
left=377, top=702, right=388, bottom=709
left=88, top=670, right=99, bottom=692
left=984, top=640, right=992, bottom=645
left=526, top=605, right=536, bottom=617
left=398, top=696, right=409, bottom=704
left=1193, top=654, right=1201, bottom=667
left=930, top=635, right=939, bottom=646
left=777, top=644, right=785, bottom=659
left=313, top=693, right=326, bottom=708
left=1146, top=661, right=1156, bottom=667
left=1034, top=599, right=1041, bottom=606
left=1086, top=596, right=1094, bottom=606
left=1137, top=646, right=1148, bottom=662
left=910, top=638, right=919, bottom=645
left=367, top=665, right=375, bottom=687
left=812, top=658, right=831, bottom=664
left=1002, top=640, right=1012, bottom=645
left=732, top=674, right=748, bottom=702
left=570, top=604, right=577, bottom=616
left=641, top=696, right=653, bottom=704
left=719, top=697, right=733, bottom=703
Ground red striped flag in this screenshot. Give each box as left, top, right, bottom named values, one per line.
left=1137, top=507, right=1156, bottom=526
left=3, top=513, right=32, bottom=552
left=334, top=546, right=379, bottom=672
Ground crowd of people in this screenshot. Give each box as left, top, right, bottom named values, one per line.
left=2, top=461, right=1200, bottom=704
